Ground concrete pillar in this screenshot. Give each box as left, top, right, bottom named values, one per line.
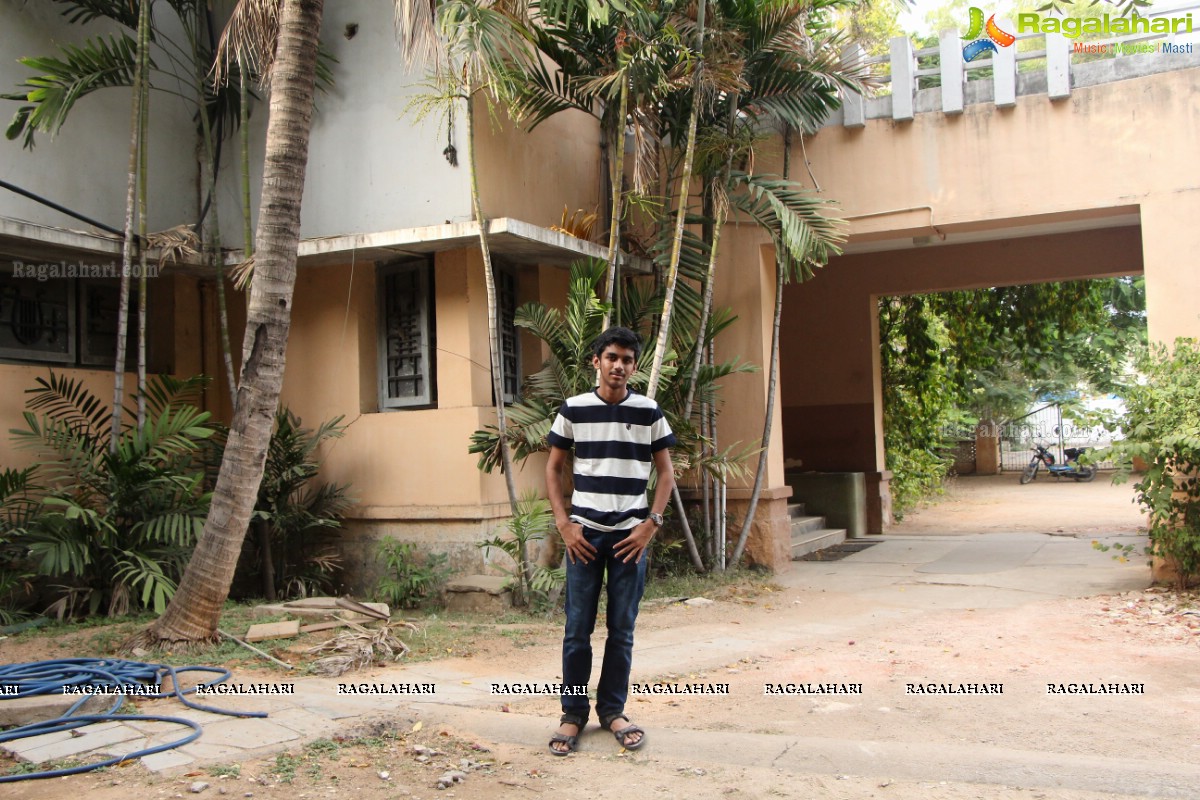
left=890, top=36, right=916, bottom=121
left=842, top=44, right=866, bottom=128
left=975, top=421, right=1001, bottom=475
left=1047, top=31, right=1071, bottom=99
left=939, top=29, right=965, bottom=114
left=709, top=234, right=793, bottom=570
left=993, top=18, right=1017, bottom=108
left=1142, top=194, right=1200, bottom=345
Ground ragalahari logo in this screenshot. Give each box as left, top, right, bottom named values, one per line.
left=962, top=7, right=1016, bottom=62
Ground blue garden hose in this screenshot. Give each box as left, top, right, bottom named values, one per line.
left=0, top=658, right=268, bottom=782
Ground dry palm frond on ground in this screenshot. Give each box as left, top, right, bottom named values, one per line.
left=306, top=622, right=418, bottom=677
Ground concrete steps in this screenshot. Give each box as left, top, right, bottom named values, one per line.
left=787, top=502, right=847, bottom=560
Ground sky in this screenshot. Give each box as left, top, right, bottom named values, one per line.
left=896, top=0, right=945, bottom=36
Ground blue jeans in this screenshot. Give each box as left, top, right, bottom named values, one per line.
left=561, top=526, right=647, bottom=724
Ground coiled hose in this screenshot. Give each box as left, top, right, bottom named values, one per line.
left=0, top=658, right=268, bottom=782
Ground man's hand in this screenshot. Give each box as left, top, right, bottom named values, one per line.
left=614, top=520, right=656, bottom=564
left=559, top=520, right=597, bottom=565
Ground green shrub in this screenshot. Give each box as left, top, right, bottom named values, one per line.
left=478, top=493, right=563, bottom=609
left=8, top=373, right=216, bottom=616
left=1101, top=339, right=1200, bottom=588
left=242, top=409, right=352, bottom=601
left=373, top=541, right=451, bottom=609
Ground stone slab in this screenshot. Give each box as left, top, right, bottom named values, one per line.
left=139, top=748, right=196, bottom=772
left=176, top=741, right=245, bottom=760
left=19, top=722, right=143, bottom=763
left=192, top=717, right=300, bottom=750
left=444, top=575, right=513, bottom=613
left=245, top=620, right=301, bottom=642
left=253, top=599, right=389, bottom=622
left=269, top=707, right=344, bottom=737
left=0, top=694, right=111, bottom=727
left=0, top=728, right=73, bottom=756
left=99, top=736, right=148, bottom=760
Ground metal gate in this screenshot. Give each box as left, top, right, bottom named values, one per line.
left=999, top=403, right=1116, bottom=472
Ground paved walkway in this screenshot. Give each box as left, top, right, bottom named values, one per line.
left=1, top=528, right=1157, bottom=789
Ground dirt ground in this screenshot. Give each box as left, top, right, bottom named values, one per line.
left=4, top=475, right=1197, bottom=800
left=888, top=473, right=1146, bottom=536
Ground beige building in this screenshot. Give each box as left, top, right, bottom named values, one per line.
left=3, top=2, right=1199, bottom=583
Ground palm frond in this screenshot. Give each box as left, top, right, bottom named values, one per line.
left=21, top=372, right=112, bottom=444
left=215, top=0, right=279, bottom=86
left=394, top=0, right=443, bottom=71
left=729, top=170, right=845, bottom=281
left=52, top=0, right=141, bottom=29
left=7, top=34, right=142, bottom=148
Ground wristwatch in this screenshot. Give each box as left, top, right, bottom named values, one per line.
left=647, top=512, right=664, bottom=528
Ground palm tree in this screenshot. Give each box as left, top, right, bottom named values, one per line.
left=5, top=0, right=246, bottom=419
left=513, top=0, right=685, bottom=324
left=137, top=0, right=326, bottom=645
left=400, top=0, right=538, bottom=520
left=726, top=0, right=869, bottom=567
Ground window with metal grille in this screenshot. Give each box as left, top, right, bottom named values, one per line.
left=495, top=262, right=520, bottom=404
left=0, top=268, right=143, bottom=368
left=378, top=258, right=435, bottom=409
left=0, top=271, right=75, bottom=363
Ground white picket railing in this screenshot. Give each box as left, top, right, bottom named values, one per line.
left=837, top=2, right=1200, bottom=128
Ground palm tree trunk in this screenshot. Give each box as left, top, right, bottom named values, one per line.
left=667, top=92, right=738, bottom=573
left=112, top=0, right=150, bottom=451
left=241, top=60, right=254, bottom=260
left=191, top=11, right=239, bottom=410
left=465, top=82, right=529, bottom=586
left=730, top=125, right=792, bottom=568
left=142, top=0, right=325, bottom=646
left=640, top=0, right=709, bottom=568
left=600, top=80, right=628, bottom=330
left=645, top=0, right=706, bottom=400
left=258, top=519, right=276, bottom=602
left=682, top=94, right=737, bottom=418
left=136, top=23, right=151, bottom=433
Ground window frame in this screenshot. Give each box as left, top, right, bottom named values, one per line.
left=377, top=256, right=437, bottom=410
left=0, top=267, right=77, bottom=364
left=494, top=259, right=521, bottom=406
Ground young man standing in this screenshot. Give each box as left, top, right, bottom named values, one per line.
left=544, top=326, right=676, bottom=755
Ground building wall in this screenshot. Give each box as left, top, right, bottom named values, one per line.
left=0, top=272, right=196, bottom=471
left=212, top=0, right=475, bottom=248
left=763, top=67, right=1200, bottom=531
left=0, top=2, right=198, bottom=233
left=792, top=67, right=1199, bottom=349
left=213, top=2, right=604, bottom=249
left=274, top=253, right=566, bottom=578
left=475, top=101, right=603, bottom=230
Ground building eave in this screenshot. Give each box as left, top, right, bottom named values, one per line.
left=227, top=218, right=651, bottom=274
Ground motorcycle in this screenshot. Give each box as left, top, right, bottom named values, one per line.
left=1019, top=443, right=1097, bottom=484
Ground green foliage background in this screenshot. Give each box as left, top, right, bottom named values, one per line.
left=881, top=277, right=1145, bottom=518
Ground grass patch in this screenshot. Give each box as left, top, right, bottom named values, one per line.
left=272, top=752, right=301, bottom=783
left=2, top=757, right=95, bottom=777
left=645, top=567, right=778, bottom=601
left=208, top=763, right=241, bottom=778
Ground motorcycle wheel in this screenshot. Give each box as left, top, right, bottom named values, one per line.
left=1076, top=466, right=1098, bottom=482
left=1020, top=462, right=1037, bottom=485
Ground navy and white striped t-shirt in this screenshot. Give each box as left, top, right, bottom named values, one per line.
left=546, top=389, right=676, bottom=532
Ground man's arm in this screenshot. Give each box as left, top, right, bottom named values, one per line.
left=614, top=447, right=675, bottom=564
left=546, top=445, right=597, bottom=565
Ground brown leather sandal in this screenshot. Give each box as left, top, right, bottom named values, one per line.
left=548, top=712, right=585, bottom=756
left=600, top=712, right=645, bottom=751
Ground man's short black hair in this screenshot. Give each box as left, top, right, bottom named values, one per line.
left=592, top=326, right=641, bottom=361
